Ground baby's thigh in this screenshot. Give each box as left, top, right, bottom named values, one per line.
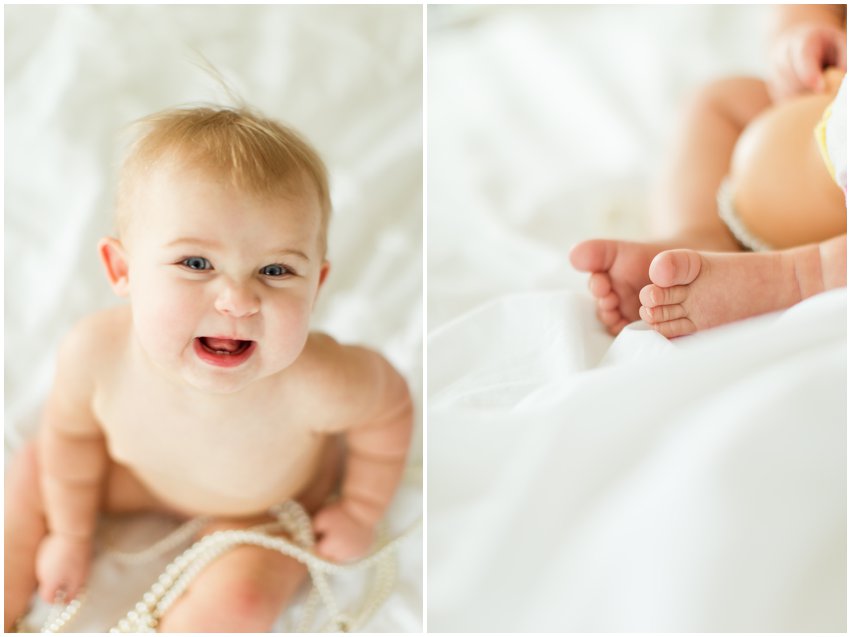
left=157, top=519, right=307, bottom=632
left=5, top=441, right=46, bottom=537
left=731, top=91, right=846, bottom=247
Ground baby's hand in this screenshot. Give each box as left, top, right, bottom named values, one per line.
left=35, top=534, right=92, bottom=604
left=769, top=23, right=846, bottom=101
left=312, top=502, right=376, bottom=563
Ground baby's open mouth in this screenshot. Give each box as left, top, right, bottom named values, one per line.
left=198, top=337, right=253, bottom=356
left=194, top=337, right=256, bottom=368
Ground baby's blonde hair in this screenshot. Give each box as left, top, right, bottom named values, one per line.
left=116, top=106, right=331, bottom=254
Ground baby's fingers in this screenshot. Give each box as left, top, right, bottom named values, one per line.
left=312, top=507, right=332, bottom=531
left=314, top=534, right=346, bottom=562
left=316, top=535, right=363, bottom=564
left=796, top=28, right=848, bottom=91
left=39, top=580, right=82, bottom=606
left=795, top=38, right=828, bottom=91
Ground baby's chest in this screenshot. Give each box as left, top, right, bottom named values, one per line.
left=94, top=388, right=322, bottom=494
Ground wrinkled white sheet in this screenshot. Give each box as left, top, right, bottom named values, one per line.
left=6, top=5, right=422, bottom=631
left=430, top=289, right=845, bottom=632
left=427, top=5, right=845, bottom=631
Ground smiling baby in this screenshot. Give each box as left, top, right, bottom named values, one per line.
left=4, top=106, right=414, bottom=631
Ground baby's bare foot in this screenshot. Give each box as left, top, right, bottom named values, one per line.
left=638, top=246, right=827, bottom=338
left=569, top=239, right=668, bottom=335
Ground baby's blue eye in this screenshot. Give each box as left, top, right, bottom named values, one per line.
left=182, top=257, right=212, bottom=271
left=260, top=264, right=290, bottom=277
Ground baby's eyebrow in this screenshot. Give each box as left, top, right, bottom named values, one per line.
left=165, top=238, right=310, bottom=261
left=166, top=237, right=222, bottom=249
left=268, top=248, right=311, bottom=262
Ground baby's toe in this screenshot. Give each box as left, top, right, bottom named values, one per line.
left=588, top=272, right=612, bottom=298
left=639, top=283, right=689, bottom=308
left=651, top=317, right=697, bottom=338
left=597, top=291, right=619, bottom=311
left=648, top=249, right=702, bottom=288
left=639, top=303, right=687, bottom=324
left=597, top=307, right=622, bottom=327
left=610, top=318, right=629, bottom=335
left=596, top=307, right=628, bottom=335
left=569, top=239, right=617, bottom=273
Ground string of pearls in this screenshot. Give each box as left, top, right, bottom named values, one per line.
left=38, top=592, right=84, bottom=634
left=38, top=501, right=420, bottom=633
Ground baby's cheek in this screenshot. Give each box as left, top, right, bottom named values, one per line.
left=266, top=297, right=313, bottom=359
left=133, top=282, right=201, bottom=355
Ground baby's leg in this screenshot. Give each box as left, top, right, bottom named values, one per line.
left=570, top=77, right=773, bottom=335
left=5, top=442, right=47, bottom=630
left=4, top=440, right=171, bottom=630
left=156, top=517, right=310, bottom=632
left=651, top=76, right=772, bottom=244
left=157, top=439, right=343, bottom=632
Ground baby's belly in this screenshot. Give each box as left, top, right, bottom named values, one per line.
left=106, top=429, right=328, bottom=518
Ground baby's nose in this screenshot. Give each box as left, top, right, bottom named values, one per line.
left=214, top=281, right=260, bottom=318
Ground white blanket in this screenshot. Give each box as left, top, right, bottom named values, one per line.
left=427, top=5, right=845, bottom=631
left=6, top=5, right=422, bottom=631
left=430, top=289, right=845, bottom=632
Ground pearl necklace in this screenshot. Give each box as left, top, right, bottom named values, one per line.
left=36, top=501, right=421, bottom=633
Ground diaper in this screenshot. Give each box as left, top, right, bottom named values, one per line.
left=717, top=177, right=774, bottom=252
left=814, top=75, right=847, bottom=195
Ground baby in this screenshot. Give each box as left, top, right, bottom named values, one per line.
left=4, top=106, right=414, bottom=631
left=570, top=5, right=847, bottom=338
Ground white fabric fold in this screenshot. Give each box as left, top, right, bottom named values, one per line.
left=429, top=288, right=845, bottom=631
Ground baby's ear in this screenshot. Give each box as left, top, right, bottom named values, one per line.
left=98, top=237, right=130, bottom=296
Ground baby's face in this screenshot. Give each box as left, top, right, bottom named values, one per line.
left=117, top=163, right=328, bottom=394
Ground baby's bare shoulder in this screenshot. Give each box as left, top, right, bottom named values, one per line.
left=44, top=306, right=131, bottom=436
left=296, top=332, right=411, bottom=433
left=58, top=305, right=131, bottom=379
left=296, top=332, right=382, bottom=394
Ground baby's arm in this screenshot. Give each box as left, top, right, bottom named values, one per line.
left=36, top=320, right=109, bottom=602
left=312, top=345, right=413, bottom=562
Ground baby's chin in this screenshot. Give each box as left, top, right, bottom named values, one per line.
left=179, top=356, right=276, bottom=395
left=179, top=351, right=301, bottom=396
left=137, top=348, right=261, bottom=395
left=182, top=371, right=258, bottom=395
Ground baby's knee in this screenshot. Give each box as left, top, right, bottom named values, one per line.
left=162, top=577, right=280, bottom=631
left=224, top=578, right=280, bottom=626
left=689, top=76, right=771, bottom=126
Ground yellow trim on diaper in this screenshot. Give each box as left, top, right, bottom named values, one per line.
left=814, top=102, right=836, bottom=181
